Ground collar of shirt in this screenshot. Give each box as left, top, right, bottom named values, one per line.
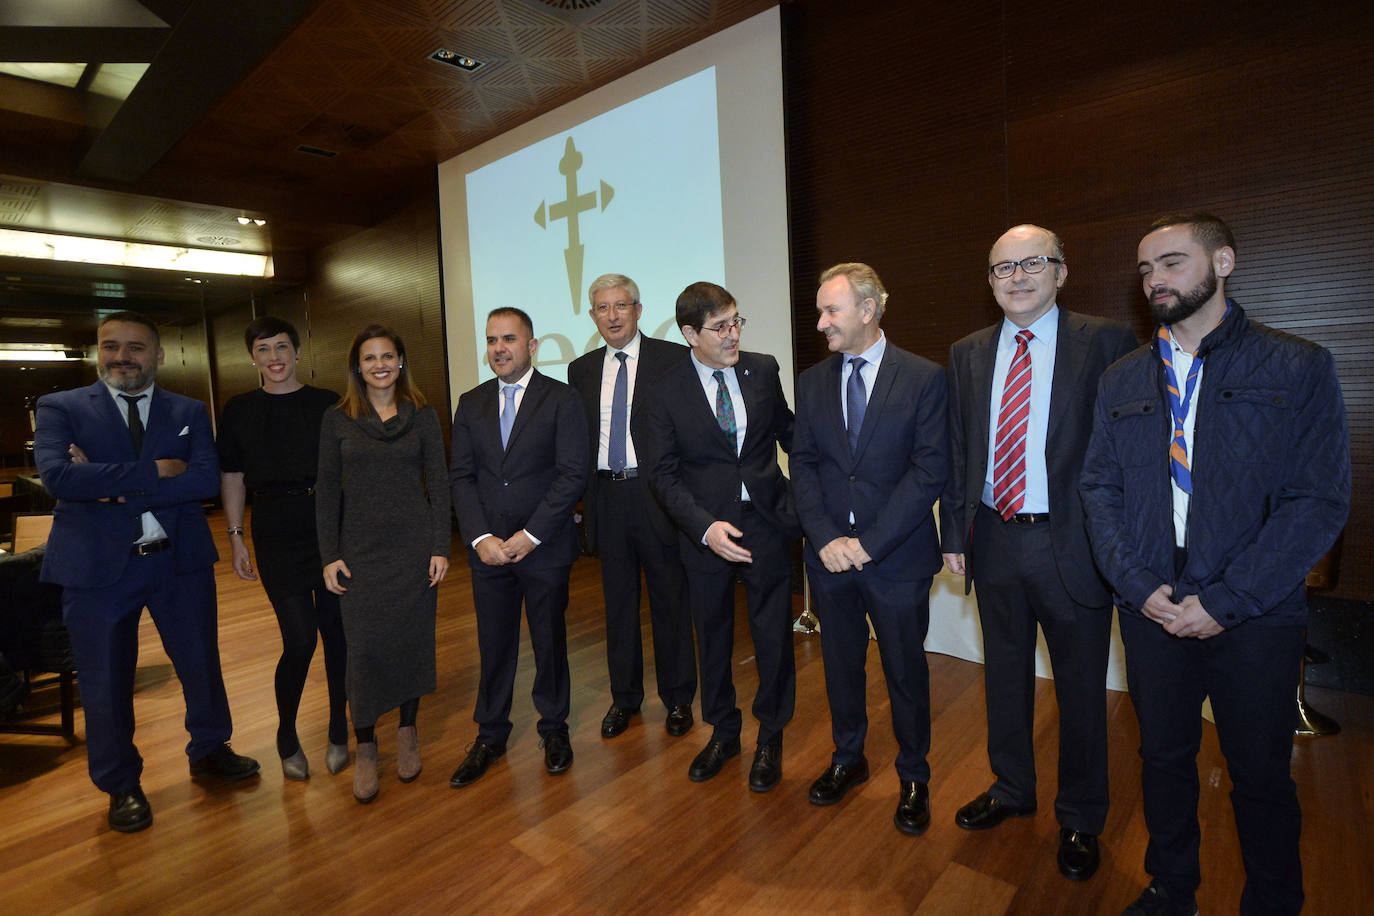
left=498, top=365, right=535, bottom=413
left=105, top=381, right=156, bottom=426
left=998, top=303, right=1060, bottom=353
left=606, top=331, right=642, bottom=364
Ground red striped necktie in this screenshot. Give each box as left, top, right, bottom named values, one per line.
left=993, top=329, right=1034, bottom=519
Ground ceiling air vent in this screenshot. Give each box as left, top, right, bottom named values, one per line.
left=294, top=144, right=338, bottom=159
left=195, top=236, right=241, bottom=246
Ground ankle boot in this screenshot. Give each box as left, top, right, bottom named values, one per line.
left=353, top=741, right=379, bottom=803
left=397, top=726, right=421, bottom=783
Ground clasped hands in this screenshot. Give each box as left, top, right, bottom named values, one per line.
left=818, top=536, right=873, bottom=573
left=475, top=530, right=536, bottom=566
left=1142, top=583, right=1222, bottom=639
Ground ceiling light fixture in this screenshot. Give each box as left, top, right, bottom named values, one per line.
left=0, top=228, right=273, bottom=278
left=429, top=48, right=484, bottom=72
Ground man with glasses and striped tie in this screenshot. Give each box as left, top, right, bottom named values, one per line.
left=1082, top=214, right=1350, bottom=916
left=640, top=281, right=800, bottom=792
left=941, top=226, right=1136, bottom=880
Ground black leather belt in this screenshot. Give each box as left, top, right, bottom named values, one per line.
left=1005, top=513, right=1050, bottom=525
left=595, top=468, right=638, bottom=480
left=132, top=539, right=171, bottom=556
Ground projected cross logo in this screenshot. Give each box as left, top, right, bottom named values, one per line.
left=533, top=136, right=614, bottom=314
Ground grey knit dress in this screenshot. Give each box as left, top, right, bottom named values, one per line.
left=315, top=400, right=451, bottom=728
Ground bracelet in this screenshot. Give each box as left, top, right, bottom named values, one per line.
left=227, top=526, right=244, bottom=536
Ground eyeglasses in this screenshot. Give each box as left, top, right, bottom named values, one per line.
left=593, top=301, right=637, bottom=315
left=701, top=315, right=747, bottom=337
left=988, top=256, right=1063, bottom=279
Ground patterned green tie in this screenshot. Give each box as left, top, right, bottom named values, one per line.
left=712, top=369, right=737, bottom=452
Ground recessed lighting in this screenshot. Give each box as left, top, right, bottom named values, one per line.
left=429, top=48, right=484, bottom=72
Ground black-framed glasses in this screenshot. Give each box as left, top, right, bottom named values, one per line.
left=702, top=315, right=747, bottom=337
left=989, top=256, right=1063, bottom=279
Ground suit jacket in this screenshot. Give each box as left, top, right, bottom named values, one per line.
left=34, top=381, right=220, bottom=589
left=567, top=334, right=686, bottom=551
left=940, top=308, right=1136, bottom=606
left=449, top=369, right=589, bottom=570
left=639, top=350, right=799, bottom=567
left=791, top=342, right=948, bottom=582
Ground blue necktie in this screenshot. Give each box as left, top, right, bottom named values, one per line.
left=845, top=357, right=867, bottom=454
left=712, top=369, right=737, bottom=452
left=500, top=384, right=520, bottom=449
left=608, top=352, right=628, bottom=473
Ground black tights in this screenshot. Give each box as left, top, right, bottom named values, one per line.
left=354, top=698, right=419, bottom=745
left=269, top=584, right=349, bottom=757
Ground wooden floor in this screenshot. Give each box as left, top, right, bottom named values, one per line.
left=2, top=512, right=1371, bottom=915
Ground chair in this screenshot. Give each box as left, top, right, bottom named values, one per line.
left=0, top=543, right=77, bottom=741
left=10, top=513, right=54, bottom=554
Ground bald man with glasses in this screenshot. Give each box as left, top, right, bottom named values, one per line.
left=940, top=225, right=1136, bottom=880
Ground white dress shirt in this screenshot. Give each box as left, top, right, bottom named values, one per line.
left=982, top=305, right=1059, bottom=514
left=597, top=332, right=641, bottom=471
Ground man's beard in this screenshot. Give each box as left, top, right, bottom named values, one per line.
left=1151, top=265, right=1217, bottom=325
left=99, top=361, right=155, bottom=392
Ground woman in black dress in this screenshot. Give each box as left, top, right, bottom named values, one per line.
left=316, top=325, right=451, bottom=804
left=219, top=317, right=349, bottom=781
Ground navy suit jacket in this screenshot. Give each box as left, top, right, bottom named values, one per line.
left=567, top=334, right=687, bottom=552
left=940, top=308, right=1136, bottom=606
left=35, top=381, right=220, bottom=589
left=791, top=342, right=949, bottom=582
left=449, top=369, right=589, bottom=570
left=639, top=350, right=799, bottom=568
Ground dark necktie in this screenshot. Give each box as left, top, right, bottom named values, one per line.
left=993, top=330, right=1034, bottom=519
left=846, top=356, right=867, bottom=454
left=119, top=393, right=146, bottom=539
left=608, top=352, right=628, bottom=473
left=712, top=369, right=737, bottom=452
left=119, top=393, right=145, bottom=455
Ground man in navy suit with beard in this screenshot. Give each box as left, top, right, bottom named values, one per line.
left=640, top=281, right=799, bottom=793
left=791, top=262, right=948, bottom=836
left=35, top=311, right=258, bottom=835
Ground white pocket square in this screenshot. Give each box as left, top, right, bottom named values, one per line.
left=178, top=425, right=190, bottom=436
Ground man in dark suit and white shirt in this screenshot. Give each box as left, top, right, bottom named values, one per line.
left=791, top=263, right=948, bottom=835
left=448, top=307, right=589, bottom=787
left=567, top=273, right=696, bottom=740
left=35, top=311, right=259, bottom=834
left=940, top=225, right=1136, bottom=880
left=641, top=281, right=799, bottom=792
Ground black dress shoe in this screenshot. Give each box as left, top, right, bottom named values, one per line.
left=1121, top=882, right=1199, bottom=916
left=1057, top=828, right=1101, bottom=881
left=664, top=704, right=694, bottom=737
left=542, top=730, right=574, bottom=774
left=449, top=742, right=505, bottom=788
left=748, top=743, right=782, bottom=793
left=600, top=705, right=639, bottom=739
left=688, top=737, right=740, bottom=782
left=894, top=781, right=931, bottom=836
left=954, top=791, right=1036, bottom=830
left=108, top=787, right=152, bottom=833
left=808, top=758, right=870, bottom=805
left=189, top=743, right=261, bottom=781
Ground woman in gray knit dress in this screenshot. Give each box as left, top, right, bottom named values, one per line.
left=316, top=325, right=451, bottom=803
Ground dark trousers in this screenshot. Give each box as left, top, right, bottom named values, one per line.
left=685, top=504, right=795, bottom=747
left=808, top=566, right=932, bottom=783
left=970, top=502, right=1112, bottom=833
left=470, top=558, right=572, bottom=747
left=594, top=476, right=696, bottom=709
left=62, top=552, right=231, bottom=794
left=1120, top=611, right=1305, bottom=915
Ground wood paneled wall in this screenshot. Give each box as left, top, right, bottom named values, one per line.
left=782, top=0, right=1374, bottom=600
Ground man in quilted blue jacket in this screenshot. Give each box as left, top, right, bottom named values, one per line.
left=1081, top=213, right=1350, bottom=916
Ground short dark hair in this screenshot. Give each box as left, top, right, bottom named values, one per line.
left=675, top=281, right=735, bottom=332
left=243, top=316, right=300, bottom=351
left=487, top=307, right=534, bottom=336
left=98, top=310, right=160, bottom=347
left=1149, top=212, right=1236, bottom=255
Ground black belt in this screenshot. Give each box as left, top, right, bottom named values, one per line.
left=132, top=539, right=171, bottom=556
left=595, top=468, right=638, bottom=481
left=255, top=485, right=315, bottom=497
left=1005, top=513, right=1050, bottom=525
